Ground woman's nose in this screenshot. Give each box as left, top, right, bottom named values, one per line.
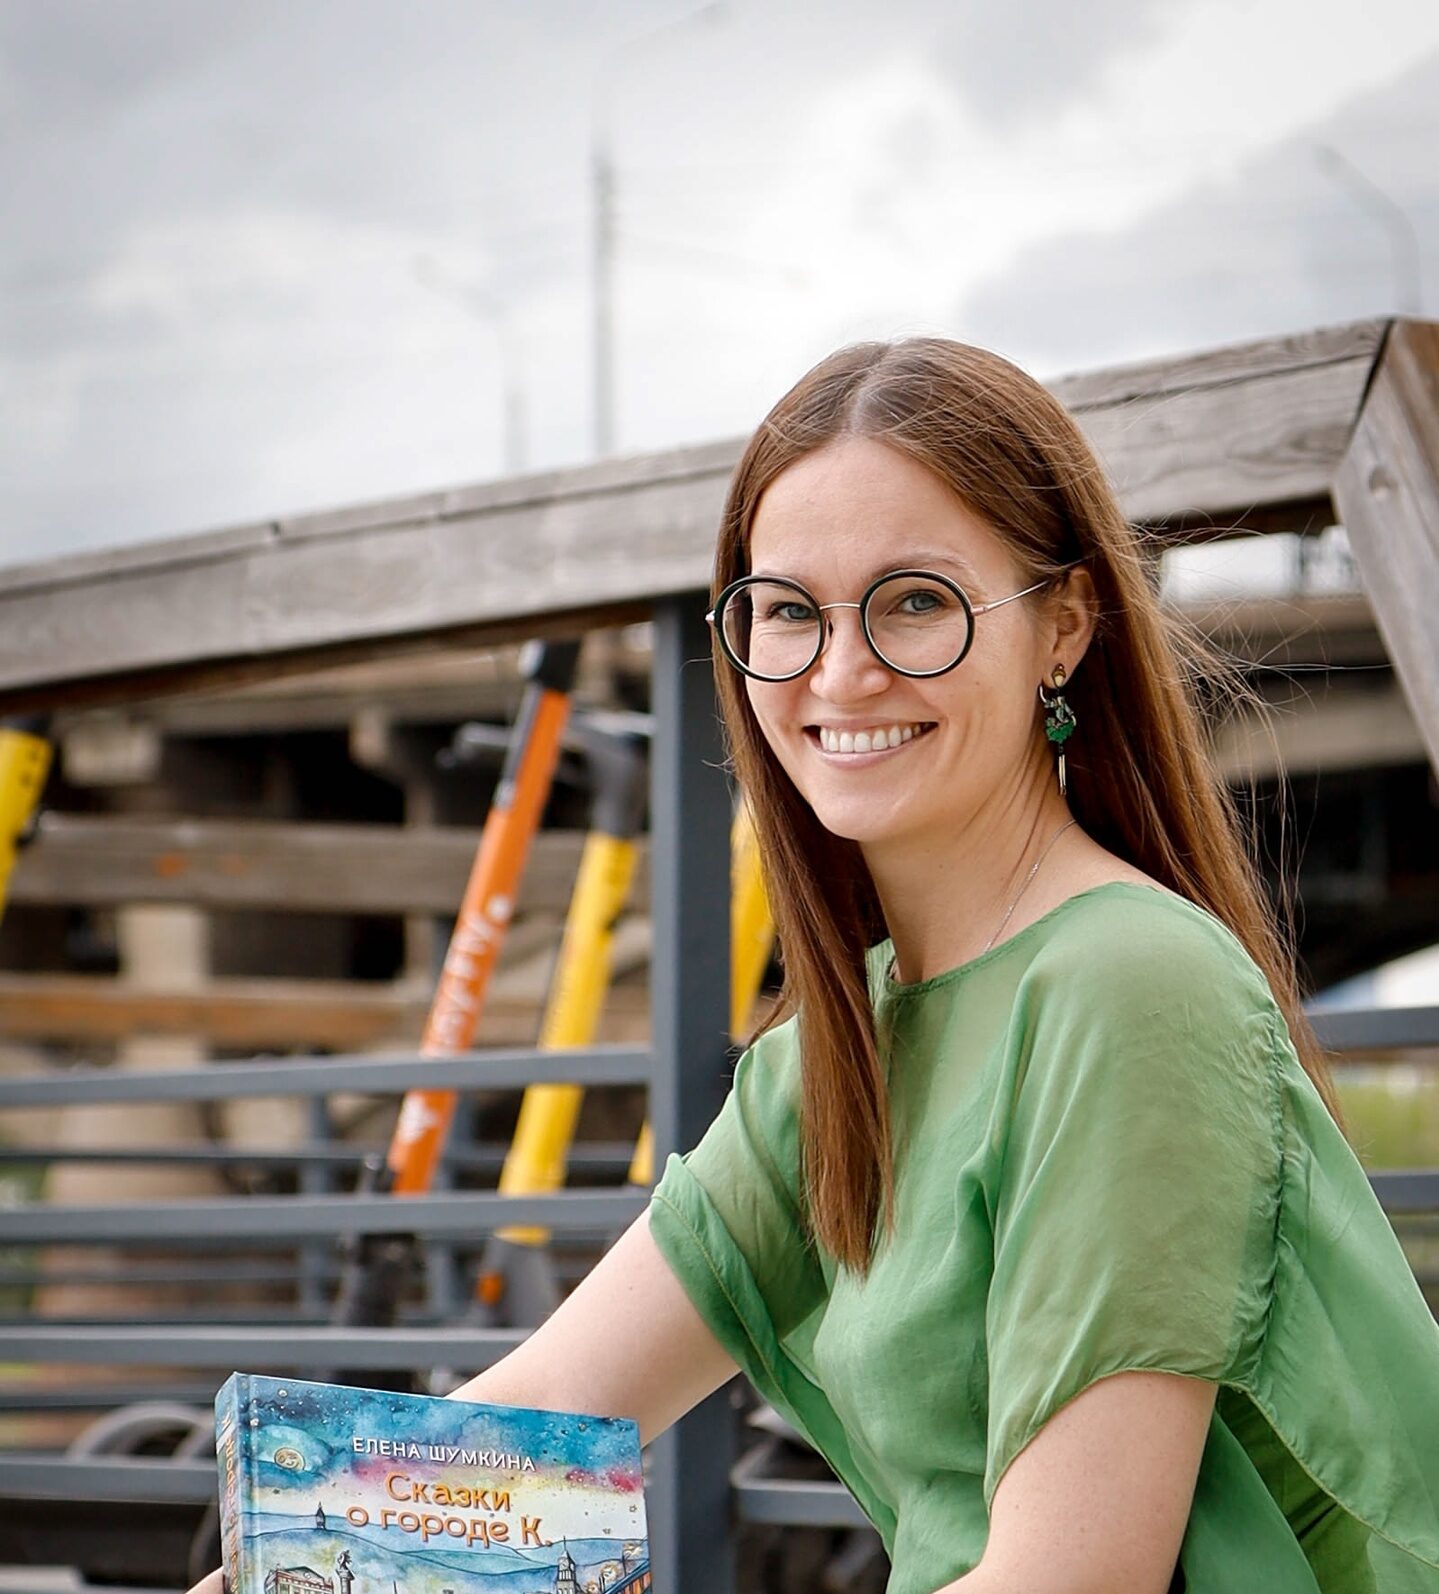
left=808, top=608, right=890, bottom=699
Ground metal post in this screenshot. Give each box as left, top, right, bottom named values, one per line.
left=591, top=140, right=615, bottom=459
left=646, top=594, right=735, bottom=1594
left=298, top=1096, right=332, bottom=1316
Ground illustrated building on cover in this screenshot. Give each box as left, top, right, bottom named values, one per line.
left=217, top=1375, right=649, bottom=1594
left=264, top=1570, right=333, bottom=1594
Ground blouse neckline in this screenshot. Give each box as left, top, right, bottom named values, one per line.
left=875, top=880, right=1191, bottom=999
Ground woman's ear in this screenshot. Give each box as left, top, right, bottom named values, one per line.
left=1048, top=567, right=1099, bottom=674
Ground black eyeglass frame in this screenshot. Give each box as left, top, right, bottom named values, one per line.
left=705, top=567, right=1054, bottom=683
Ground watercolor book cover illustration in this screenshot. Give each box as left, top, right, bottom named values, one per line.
left=215, top=1373, right=649, bottom=1594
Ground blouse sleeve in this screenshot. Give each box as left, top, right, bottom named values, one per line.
left=983, top=911, right=1286, bottom=1509
left=648, top=1019, right=901, bottom=1543
left=648, top=1018, right=827, bottom=1374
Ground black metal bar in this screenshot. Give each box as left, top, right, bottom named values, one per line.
left=0, top=1189, right=647, bottom=1245
left=0, top=1455, right=215, bottom=1504
left=1308, top=1006, right=1439, bottom=1052
left=0, top=1579, right=182, bottom=1594
left=731, top=1476, right=871, bottom=1529
left=1370, top=1170, right=1439, bottom=1212
left=645, top=595, right=736, bottom=1594
left=0, top=1309, right=342, bottom=1327
left=0, top=1384, right=219, bottom=1412
left=0, top=1141, right=639, bottom=1172
left=0, top=1250, right=597, bottom=1291
left=296, top=1096, right=331, bottom=1315
left=730, top=1444, right=871, bottom=1529
left=0, top=1046, right=652, bottom=1109
left=0, top=1325, right=524, bottom=1367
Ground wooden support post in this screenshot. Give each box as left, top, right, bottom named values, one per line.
left=1332, top=320, right=1439, bottom=778
left=35, top=905, right=224, bottom=1318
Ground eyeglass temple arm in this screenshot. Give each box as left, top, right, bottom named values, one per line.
left=971, top=577, right=1051, bottom=615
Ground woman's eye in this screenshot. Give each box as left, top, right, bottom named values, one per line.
left=763, top=602, right=817, bottom=624
left=896, top=589, right=945, bottom=615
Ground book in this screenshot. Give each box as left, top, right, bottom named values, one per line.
left=215, top=1373, right=649, bottom=1594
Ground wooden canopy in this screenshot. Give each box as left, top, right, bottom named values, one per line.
left=1, top=318, right=1434, bottom=781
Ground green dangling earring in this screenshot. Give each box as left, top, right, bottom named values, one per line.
left=1038, top=664, right=1077, bottom=796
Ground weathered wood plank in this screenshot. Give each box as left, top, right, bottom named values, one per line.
left=1177, top=591, right=1385, bottom=670
left=8, top=819, right=649, bottom=915
left=0, top=972, right=649, bottom=1048
left=137, top=632, right=649, bottom=735
left=1050, top=319, right=1386, bottom=409
left=0, top=974, right=427, bottom=1048
left=1083, top=357, right=1374, bottom=523
left=1212, top=680, right=1422, bottom=781
left=0, top=323, right=1397, bottom=709
left=23, top=819, right=645, bottom=913
left=66, top=587, right=1369, bottom=737
left=1332, top=320, right=1439, bottom=778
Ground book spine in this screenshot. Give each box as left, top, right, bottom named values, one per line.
left=215, top=1372, right=252, bottom=1594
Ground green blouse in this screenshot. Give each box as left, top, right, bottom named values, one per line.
left=649, top=882, right=1439, bottom=1593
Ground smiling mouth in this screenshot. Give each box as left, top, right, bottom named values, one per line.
left=806, top=722, right=937, bottom=755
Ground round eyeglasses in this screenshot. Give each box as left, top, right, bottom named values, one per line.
left=706, top=568, right=1054, bottom=682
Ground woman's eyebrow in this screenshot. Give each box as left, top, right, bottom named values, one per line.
left=749, top=551, right=985, bottom=587
left=885, top=550, right=984, bottom=585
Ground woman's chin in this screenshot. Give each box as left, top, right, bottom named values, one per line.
left=805, top=799, right=917, bottom=849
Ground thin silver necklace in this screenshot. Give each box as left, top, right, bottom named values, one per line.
left=981, top=816, right=1078, bottom=955
left=889, top=816, right=1077, bottom=983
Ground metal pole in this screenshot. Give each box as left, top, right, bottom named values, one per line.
left=588, top=3, right=727, bottom=459
left=1316, top=144, right=1424, bottom=316
left=592, top=138, right=616, bottom=458
left=646, top=594, right=735, bottom=1594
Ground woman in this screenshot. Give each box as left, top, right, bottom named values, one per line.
left=193, top=340, right=1439, bottom=1593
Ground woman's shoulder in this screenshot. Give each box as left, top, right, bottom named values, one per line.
left=1018, top=879, right=1283, bottom=1023
left=1010, top=884, right=1292, bottom=1137
left=732, top=1008, right=804, bottom=1110
left=1012, top=881, right=1299, bottom=1100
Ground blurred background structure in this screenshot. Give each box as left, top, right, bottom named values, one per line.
left=0, top=2, right=1437, bottom=1591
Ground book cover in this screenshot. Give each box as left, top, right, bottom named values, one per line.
left=215, top=1373, right=649, bottom=1594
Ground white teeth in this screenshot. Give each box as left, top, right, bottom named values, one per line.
left=817, top=724, right=927, bottom=753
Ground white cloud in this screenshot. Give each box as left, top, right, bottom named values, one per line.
left=2, top=0, right=1437, bottom=564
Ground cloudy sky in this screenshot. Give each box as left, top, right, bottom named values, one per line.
left=2, top=0, right=1437, bottom=568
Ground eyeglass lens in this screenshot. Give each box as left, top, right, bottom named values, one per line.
left=720, top=575, right=973, bottom=679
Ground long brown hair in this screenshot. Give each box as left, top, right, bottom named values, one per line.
left=713, top=336, right=1343, bottom=1275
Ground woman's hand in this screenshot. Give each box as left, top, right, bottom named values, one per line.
left=185, top=1570, right=224, bottom=1594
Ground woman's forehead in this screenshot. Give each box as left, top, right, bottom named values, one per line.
left=749, top=439, right=1007, bottom=586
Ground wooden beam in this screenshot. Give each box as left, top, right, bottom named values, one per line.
left=0, top=973, right=649, bottom=1049
left=1059, top=328, right=1382, bottom=526
left=1174, top=590, right=1385, bottom=670
left=45, top=584, right=1374, bottom=740
left=1332, top=319, right=1439, bottom=778
left=1049, top=320, right=1384, bottom=409
left=1212, top=680, right=1422, bottom=782
left=0, top=322, right=1391, bottom=711
left=0, top=974, right=429, bottom=1048
left=10, top=819, right=650, bottom=914
left=135, top=632, right=651, bottom=737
